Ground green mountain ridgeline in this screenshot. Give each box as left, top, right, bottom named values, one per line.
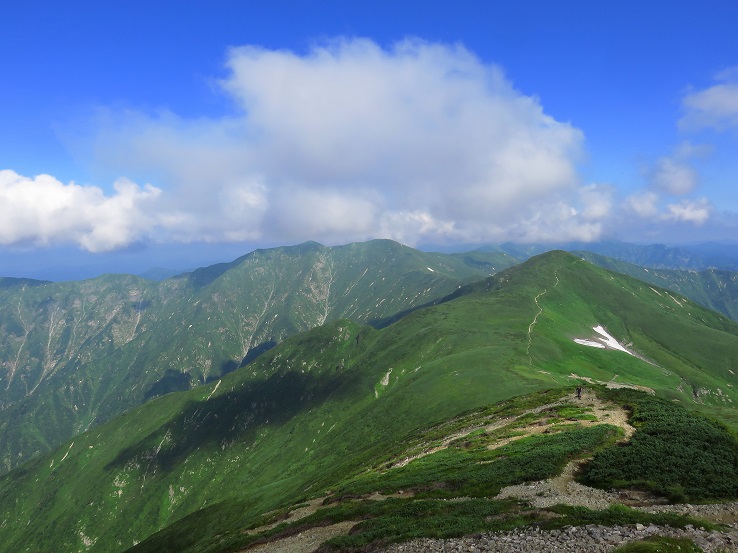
left=1, top=250, right=737, bottom=552
left=577, top=251, right=738, bottom=322
left=0, top=240, right=516, bottom=473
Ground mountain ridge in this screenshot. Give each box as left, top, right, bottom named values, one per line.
left=1, top=251, right=737, bottom=552
left=0, top=239, right=516, bottom=473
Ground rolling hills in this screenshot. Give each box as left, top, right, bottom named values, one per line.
left=0, top=240, right=516, bottom=473
left=1, top=250, right=736, bottom=553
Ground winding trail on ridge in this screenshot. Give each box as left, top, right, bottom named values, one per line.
left=495, top=387, right=635, bottom=510
left=527, top=269, right=560, bottom=365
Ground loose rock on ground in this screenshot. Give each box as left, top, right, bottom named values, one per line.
left=379, top=522, right=738, bottom=552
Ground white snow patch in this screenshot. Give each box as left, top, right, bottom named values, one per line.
left=593, top=326, right=633, bottom=355
left=574, top=339, right=606, bottom=349
left=59, top=442, right=74, bottom=464
left=573, top=326, right=636, bottom=357
left=381, top=368, right=393, bottom=386
left=206, top=379, right=221, bottom=401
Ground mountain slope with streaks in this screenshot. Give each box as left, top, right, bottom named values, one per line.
left=0, top=239, right=516, bottom=472
left=576, top=251, right=738, bottom=321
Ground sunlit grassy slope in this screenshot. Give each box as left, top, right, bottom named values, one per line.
left=578, top=250, right=738, bottom=322
left=0, top=251, right=736, bottom=553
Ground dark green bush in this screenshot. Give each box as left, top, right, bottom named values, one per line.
left=580, top=389, right=738, bottom=501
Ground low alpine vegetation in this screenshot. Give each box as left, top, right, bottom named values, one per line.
left=579, top=388, right=738, bottom=502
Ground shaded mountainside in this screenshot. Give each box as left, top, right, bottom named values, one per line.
left=0, top=251, right=737, bottom=553
left=0, top=239, right=516, bottom=473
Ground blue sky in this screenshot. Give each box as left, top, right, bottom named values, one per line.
left=2, top=1, right=738, bottom=279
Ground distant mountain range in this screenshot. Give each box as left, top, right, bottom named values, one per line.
left=480, top=240, right=738, bottom=271
left=0, top=240, right=516, bottom=473
left=4, top=239, right=738, bottom=476
left=575, top=251, right=738, bottom=322
left=1, top=250, right=736, bottom=552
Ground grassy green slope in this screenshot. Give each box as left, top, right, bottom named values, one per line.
left=0, top=251, right=736, bottom=553
left=578, top=251, right=738, bottom=321
left=0, top=240, right=516, bottom=473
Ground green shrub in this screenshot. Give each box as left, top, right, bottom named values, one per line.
left=580, top=389, right=738, bottom=501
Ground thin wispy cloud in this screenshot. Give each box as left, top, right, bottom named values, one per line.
left=681, top=66, right=738, bottom=131
left=664, top=198, right=711, bottom=225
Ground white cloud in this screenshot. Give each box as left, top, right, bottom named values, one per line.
left=650, top=156, right=698, bottom=195
left=68, top=38, right=598, bottom=247
left=681, top=66, right=738, bottom=130
left=579, top=184, right=613, bottom=221
left=623, top=191, right=712, bottom=227
left=646, top=141, right=709, bottom=196
left=0, top=170, right=160, bottom=252
left=624, top=140, right=710, bottom=230
left=664, top=198, right=711, bottom=225
left=625, top=191, right=660, bottom=218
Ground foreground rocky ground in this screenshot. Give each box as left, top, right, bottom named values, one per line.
left=380, top=522, right=738, bottom=552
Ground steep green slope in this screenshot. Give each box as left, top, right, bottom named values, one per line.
left=577, top=251, right=738, bottom=321
left=0, top=239, right=516, bottom=473
left=0, top=251, right=736, bottom=553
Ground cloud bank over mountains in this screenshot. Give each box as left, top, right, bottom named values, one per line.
left=2, top=40, right=734, bottom=253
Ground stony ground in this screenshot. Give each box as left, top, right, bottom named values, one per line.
left=379, top=523, right=738, bottom=552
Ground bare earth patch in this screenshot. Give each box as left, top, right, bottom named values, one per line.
left=245, top=521, right=356, bottom=553
left=248, top=498, right=327, bottom=535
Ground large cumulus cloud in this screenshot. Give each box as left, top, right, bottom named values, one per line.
left=59, top=38, right=601, bottom=250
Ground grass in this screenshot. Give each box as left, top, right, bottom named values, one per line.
left=333, top=425, right=619, bottom=499
left=231, top=496, right=718, bottom=552
left=612, top=536, right=703, bottom=553
left=545, top=504, right=719, bottom=531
